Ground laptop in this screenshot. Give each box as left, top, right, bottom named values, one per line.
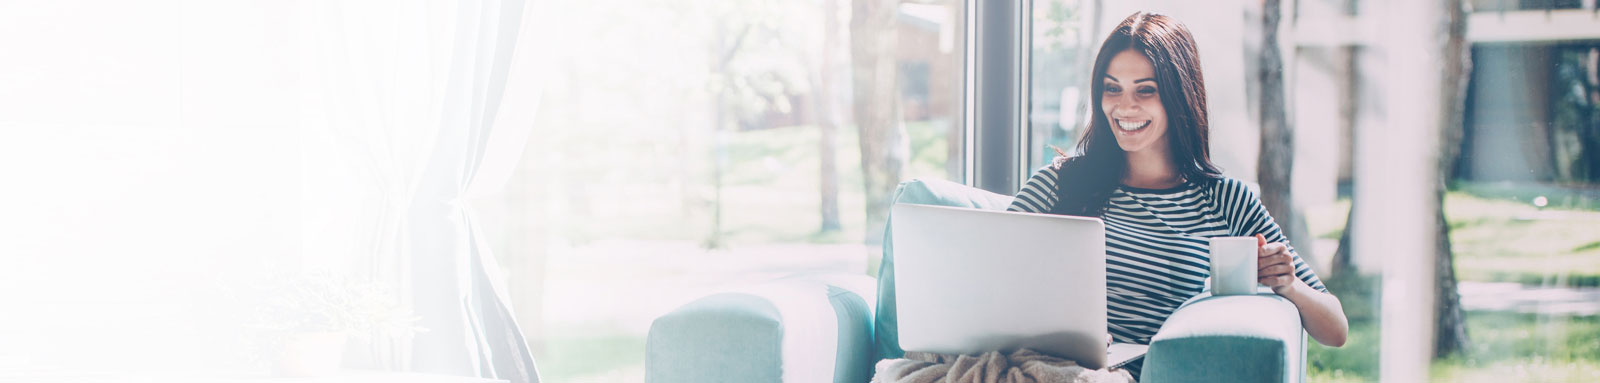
left=890, top=203, right=1147, bottom=370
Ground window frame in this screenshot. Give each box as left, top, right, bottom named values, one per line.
left=968, top=0, right=1033, bottom=196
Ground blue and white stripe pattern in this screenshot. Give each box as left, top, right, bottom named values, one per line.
left=1008, top=162, right=1327, bottom=377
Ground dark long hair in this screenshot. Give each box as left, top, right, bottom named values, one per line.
left=1051, top=11, right=1223, bottom=217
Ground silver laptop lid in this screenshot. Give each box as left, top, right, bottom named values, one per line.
left=890, top=203, right=1111, bottom=369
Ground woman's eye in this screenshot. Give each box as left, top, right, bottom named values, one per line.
left=1137, top=87, right=1157, bottom=95
left=1104, top=85, right=1121, bottom=93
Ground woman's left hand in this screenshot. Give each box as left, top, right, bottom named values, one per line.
left=1256, top=234, right=1298, bottom=295
left=1252, top=235, right=1350, bottom=347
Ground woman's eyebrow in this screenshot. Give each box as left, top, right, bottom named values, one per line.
left=1103, top=74, right=1157, bottom=83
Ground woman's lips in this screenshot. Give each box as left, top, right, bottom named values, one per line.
left=1115, top=119, right=1150, bottom=131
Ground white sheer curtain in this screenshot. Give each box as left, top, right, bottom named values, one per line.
left=297, top=0, right=444, bottom=284
left=0, top=1, right=542, bottom=379
left=300, top=0, right=543, bottom=381
left=403, top=0, right=543, bottom=381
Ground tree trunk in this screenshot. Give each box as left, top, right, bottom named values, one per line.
left=817, top=0, right=843, bottom=233
left=1432, top=0, right=1472, bottom=358
left=1329, top=42, right=1360, bottom=283
left=1330, top=205, right=1355, bottom=279
left=705, top=24, right=751, bottom=249
left=1256, top=0, right=1315, bottom=266
left=851, top=0, right=907, bottom=246
left=1328, top=0, right=1470, bottom=359
left=1584, top=48, right=1600, bottom=181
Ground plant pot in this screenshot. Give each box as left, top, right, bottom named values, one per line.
left=371, top=329, right=415, bottom=371
left=273, top=331, right=348, bottom=377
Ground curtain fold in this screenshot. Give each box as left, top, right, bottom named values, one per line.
left=302, top=0, right=542, bottom=381
left=299, top=0, right=445, bottom=283
left=409, top=0, right=543, bottom=382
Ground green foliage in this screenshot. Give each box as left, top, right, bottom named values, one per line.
left=1574, top=240, right=1600, bottom=253
left=548, top=118, right=957, bottom=247
left=1308, top=271, right=1383, bottom=381
left=1548, top=46, right=1600, bottom=182
left=1308, top=316, right=1380, bottom=382
left=1033, top=0, right=1082, bottom=51
left=250, top=273, right=423, bottom=337
left=905, top=120, right=956, bottom=178
left=538, top=332, right=647, bottom=382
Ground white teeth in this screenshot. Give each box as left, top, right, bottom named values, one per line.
left=1116, top=119, right=1150, bottom=131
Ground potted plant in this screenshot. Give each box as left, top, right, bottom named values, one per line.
left=251, top=273, right=425, bottom=377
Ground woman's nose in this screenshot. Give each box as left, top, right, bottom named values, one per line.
left=1120, top=92, right=1140, bottom=107
left=1112, top=102, right=1139, bottom=117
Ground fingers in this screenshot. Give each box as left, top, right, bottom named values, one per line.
left=1258, top=254, right=1296, bottom=288
left=1258, top=242, right=1288, bottom=257
left=1258, top=263, right=1295, bottom=276
left=1258, top=252, right=1292, bottom=271
left=1258, top=274, right=1295, bottom=287
left=1252, top=237, right=1298, bottom=288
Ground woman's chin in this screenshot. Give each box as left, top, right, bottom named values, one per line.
left=1114, top=138, right=1150, bottom=153
left=1112, top=127, right=1164, bottom=153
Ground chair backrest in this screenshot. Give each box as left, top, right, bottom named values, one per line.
left=872, top=179, right=1012, bottom=363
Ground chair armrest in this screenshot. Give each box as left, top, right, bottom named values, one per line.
left=1141, top=291, right=1306, bottom=383
left=645, top=273, right=875, bottom=383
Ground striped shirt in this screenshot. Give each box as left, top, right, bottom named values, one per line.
left=1008, top=160, right=1327, bottom=378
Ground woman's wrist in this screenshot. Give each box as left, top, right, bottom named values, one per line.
left=1273, top=278, right=1310, bottom=300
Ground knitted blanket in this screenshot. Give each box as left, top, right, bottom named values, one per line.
left=872, top=349, right=1134, bottom=383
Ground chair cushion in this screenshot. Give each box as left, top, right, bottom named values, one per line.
left=1139, top=291, right=1305, bottom=383
left=647, top=293, right=782, bottom=382
left=874, top=179, right=1013, bottom=362
left=646, top=274, right=876, bottom=383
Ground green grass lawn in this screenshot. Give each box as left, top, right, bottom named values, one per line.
left=1306, top=192, right=1600, bottom=288
left=1306, top=188, right=1600, bottom=382
left=1446, top=192, right=1600, bottom=287
left=1309, top=310, right=1600, bottom=383
left=536, top=331, right=647, bottom=382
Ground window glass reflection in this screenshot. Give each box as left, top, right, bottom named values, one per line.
left=502, top=1, right=968, bottom=380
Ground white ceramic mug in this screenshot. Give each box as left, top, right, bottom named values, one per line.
left=1208, top=236, right=1260, bottom=296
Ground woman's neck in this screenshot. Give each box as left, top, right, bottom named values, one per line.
left=1123, top=149, right=1182, bottom=189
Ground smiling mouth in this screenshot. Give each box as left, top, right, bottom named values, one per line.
left=1116, top=119, right=1150, bottom=131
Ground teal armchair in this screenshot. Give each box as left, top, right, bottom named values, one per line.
left=646, top=179, right=1306, bottom=383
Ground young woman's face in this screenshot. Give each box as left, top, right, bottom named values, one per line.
left=1101, top=48, right=1169, bottom=155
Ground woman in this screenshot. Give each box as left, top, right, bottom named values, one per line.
left=1008, top=11, right=1349, bottom=379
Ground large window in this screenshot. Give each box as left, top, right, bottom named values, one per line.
left=494, top=1, right=969, bottom=380
left=1027, top=0, right=1095, bottom=169
left=1023, top=1, right=1600, bottom=382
